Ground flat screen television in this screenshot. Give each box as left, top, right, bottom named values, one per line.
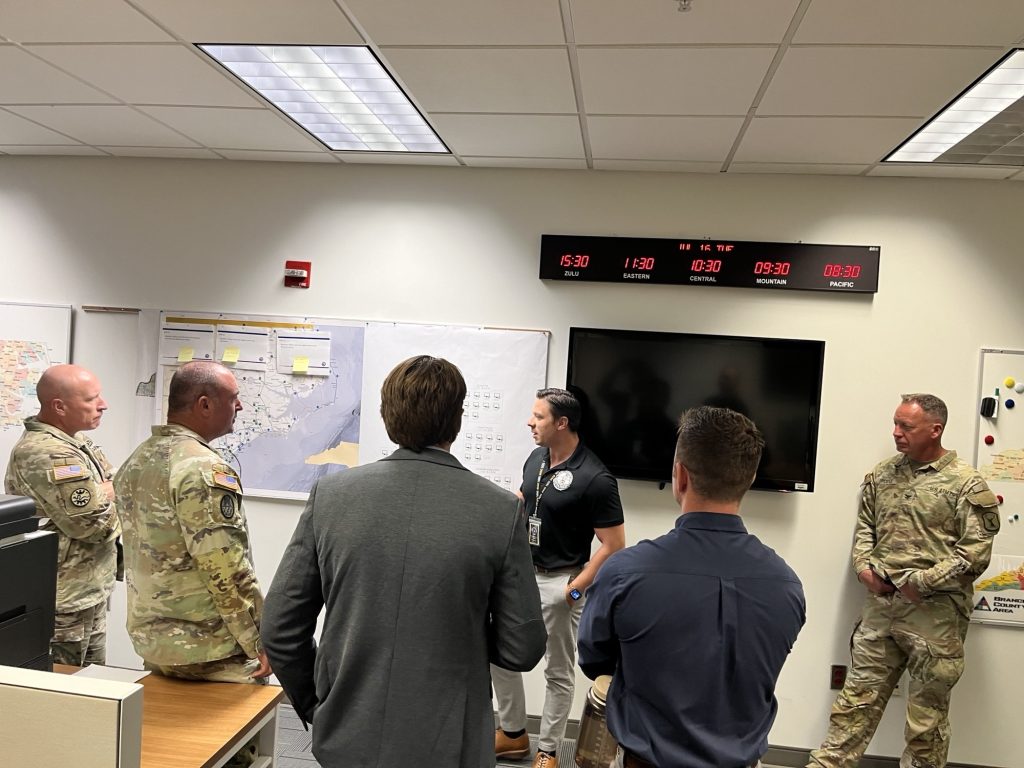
left=566, top=327, right=825, bottom=492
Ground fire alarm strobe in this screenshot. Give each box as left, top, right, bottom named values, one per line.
left=284, top=260, right=311, bottom=288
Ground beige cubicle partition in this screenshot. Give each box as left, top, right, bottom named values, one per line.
left=0, top=664, right=143, bottom=768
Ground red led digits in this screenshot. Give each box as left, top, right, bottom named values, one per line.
left=823, top=264, right=861, bottom=278
left=624, top=257, right=655, bottom=270
left=560, top=253, right=590, bottom=268
left=754, top=262, right=791, bottom=276
left=690, top=259, right=722, bottom=273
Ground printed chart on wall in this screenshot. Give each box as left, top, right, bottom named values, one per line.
left=152, top=312, right=548, bottom=500
left=972, top=348, right=1024, bottom=627
left=0, top=302, right=72, bottom=481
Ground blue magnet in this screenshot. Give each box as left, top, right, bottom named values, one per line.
left=1007, top=399, right=1016, bottom=409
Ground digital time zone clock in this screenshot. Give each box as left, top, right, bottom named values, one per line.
left=540, top=234, right=879, bottom=294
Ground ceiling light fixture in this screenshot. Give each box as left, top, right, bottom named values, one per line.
left=885, top=49, right=1024, bottom=165
left=677, top=0, right=693, bottom=11
left=198, top=44, right=448, bottom=153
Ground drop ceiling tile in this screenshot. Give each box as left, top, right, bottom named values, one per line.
left=218, top=149, right=339, bottom=163
left=593, top=159, right=722, bottom=172
left=0, top=46, right=114, bottom=103
left=0, top=108, right=79, bottom=143
left=730, top=162, right=868, bottom=175
left=735, top=117, right=922, bottom=163
left=382, top=49, right=576, bottom=113
left=588, top=115, right=743, bottom=161
left=760, top=47, right=1002, bottom=117
left=131, top=0, right=363, bottom=45
left=868, top=163, right=1017, bottom=179
left=0, top=144, right=107, bottom=155
left=344, top=0, right=565, bottom=45
left=27, top=44, right=258, bottom=106
left=98, top=146, right=221, bottom=159
left=339, top=152, right=460, bottom=165
left=139, top=106, right=323, bottom=151
left=463, top=156, right=588, bottom=169
left=9, top=105, right=200, bottom=146
left=0, top=0, right=173, bottom=43
left=430, top=114, right=583, bottom=158
left=570, top=0, right=802, bottom=45
left=578, top=47, right=774, bottom=115
left=795, top=0, right=1024, bottom=46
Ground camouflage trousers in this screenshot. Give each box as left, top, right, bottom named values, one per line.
left=807, top=591, right=970, bottom=768
left=145, top=653, right=267, bottom=768
left=51, top=602, right=107, bottom=666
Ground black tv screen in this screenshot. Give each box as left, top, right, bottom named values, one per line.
left=566, top=327, right=825, bottom=492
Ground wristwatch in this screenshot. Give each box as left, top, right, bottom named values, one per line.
left=568, top=586, right=582, bottom=601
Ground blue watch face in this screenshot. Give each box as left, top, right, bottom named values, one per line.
left=570, top=588, right=582, bottom=600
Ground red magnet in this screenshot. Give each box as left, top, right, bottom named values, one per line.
left=997, top=494, right=1004, bottom=504
left=985, top=435, right=995, bottom=445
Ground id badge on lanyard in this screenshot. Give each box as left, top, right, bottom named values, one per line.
left=528, top=516, right=542, bottom=546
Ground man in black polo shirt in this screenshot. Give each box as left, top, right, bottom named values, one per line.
left=492, top=388, right=625, bottom=768
left=578, top=406, right=805, bottom=768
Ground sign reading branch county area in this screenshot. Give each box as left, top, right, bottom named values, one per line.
left=972, top=553, right=1024, bottom=627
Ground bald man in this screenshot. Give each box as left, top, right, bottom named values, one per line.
left=5, top=364, right=120, bottom=666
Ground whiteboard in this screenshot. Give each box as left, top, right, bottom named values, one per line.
left=148, top=311, right=549, bottom=500
left=971, top=348, right=1024, bottom=627
left=0, top=301, right=73, bottom=483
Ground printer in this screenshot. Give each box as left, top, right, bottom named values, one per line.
left=0, top=494, right=57, bottom=671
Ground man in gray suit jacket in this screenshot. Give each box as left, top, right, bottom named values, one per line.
left=262, top=355, right=546, bottom=768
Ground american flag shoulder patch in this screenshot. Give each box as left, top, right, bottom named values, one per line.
left=52, top=464, right=89, bottom=482
left=212, top=472, right=239, bottom=490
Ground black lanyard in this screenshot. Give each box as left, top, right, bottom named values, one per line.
left=533, top=459, right=554, bottom=519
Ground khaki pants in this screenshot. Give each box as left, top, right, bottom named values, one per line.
left=808, top=592, right=969, bottom=768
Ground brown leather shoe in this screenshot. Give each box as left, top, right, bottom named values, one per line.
left=533, top=751, right=558, bottom=768
left=495, top=729, right=530, bottom=759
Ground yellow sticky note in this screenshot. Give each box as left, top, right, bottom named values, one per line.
left=222, top=347, right=240, bottom=364
left=292, top=355, right=309, bottom=374
left=177, top=347, right=194, bottom=363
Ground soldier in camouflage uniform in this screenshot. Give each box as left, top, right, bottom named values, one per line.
left=808, top=394, right=999, bottom=768
left=4, top=364, right=120, bottom=666
left=114, top=361, right=269, bottom=766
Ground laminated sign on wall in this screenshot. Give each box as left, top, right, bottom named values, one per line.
left=149, top=312, right=548, bottom=500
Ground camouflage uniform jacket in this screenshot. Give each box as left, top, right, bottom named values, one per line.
left=114, top=424, right=263, bottom=666
left=4, top=416, right=119, bottom=612
left=852, top=450, right=1000, bottom=612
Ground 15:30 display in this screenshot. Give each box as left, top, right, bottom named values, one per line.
left=560, top=253, right=590, bottom=268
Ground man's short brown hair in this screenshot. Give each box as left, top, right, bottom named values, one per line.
left=674, top=406, right=764, bottom=502
left=380, top=356, right=466, bottom=451
left=901, top=393, right=948, bottom=427
left=168, top=361, right=230, bottom=415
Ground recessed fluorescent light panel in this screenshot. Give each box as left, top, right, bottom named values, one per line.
left=198, top=44, right=448, bottom=153
left=886, top=49, right=1024, bottom=165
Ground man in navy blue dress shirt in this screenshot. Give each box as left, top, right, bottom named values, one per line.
left=578, top=406, right=806, bottom=768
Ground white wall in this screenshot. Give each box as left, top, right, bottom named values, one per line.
left=2, top=157, right=1022, bottom=766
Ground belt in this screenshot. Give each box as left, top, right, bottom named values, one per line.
left=623, top=752, right=759, bottom=768
left=534, top=564, right=580, bottom=575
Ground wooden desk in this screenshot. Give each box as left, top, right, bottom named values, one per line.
left=57, top=665, right=285, bottom=768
